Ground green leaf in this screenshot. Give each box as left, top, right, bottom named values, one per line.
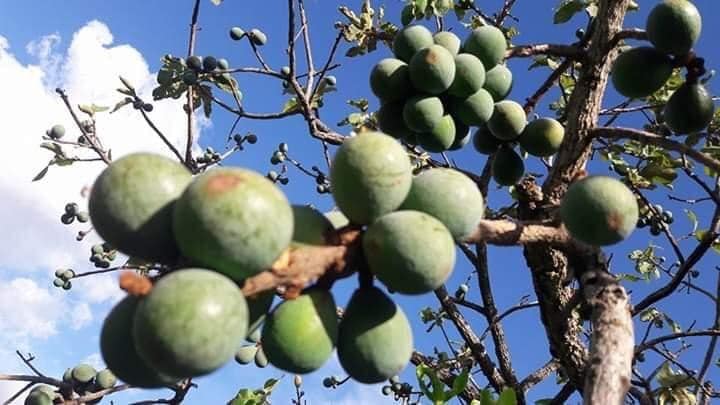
left=535, top=400, right=553, bottom=405
left=111, top=98, right=133, bottom=113
left=282, top=97, right=300, bottom=114
left=449, top=368, right=469, bottom=398
left=263, top=378, right=279, bottom=392
left=480, top=389, right=496, bottom=405
left=497, top=388, right=517, bottom=405
left=685, top=209, right=699, bottom=232
left=32, top=165, right=50, bottom=182
left=553, top=0, right=586, bottom=24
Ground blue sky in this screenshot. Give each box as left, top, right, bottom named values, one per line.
left=0, top=0, right=719, bottom=404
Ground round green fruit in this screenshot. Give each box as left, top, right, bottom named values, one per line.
left=472, top=126, right=501, bottom=155
left=463, top=26, right=507, bottom=70
left=377, top=101, right=416, bottom=142
left=560, top=176, right=639, bottom=246
left=235, top=345, right=257, bottom=365
left=187, top=56, right=203, bottom=71
left=363, top=210, right=455, bottom=295
left=24, top=390, right=52, bottom=405
left=202, top=56, right=218, bottom=71
left=611, top=47, right=674, bottom=98
left=230, top=27, right=245, bottom=41
left=370, top=59, right=411, bottom=102
left=417, top=114, right=455, bottom=153
left=217, top=58, right=230, bottom=70
left=664, top=82, right=715, bottom=134
left=484, top=64, right=513, bottom=101
left=29, top=385, right=57, bottom=401
left=95, top=369, right=117, bottom=389
left=249, top=29, right=267, bottom=46
left=330, top=132, right=412, bottom=224
left=519, top=117, right=565, bottom=157
left=292, top=205, right=335, bottom=245
left=173, top=167, right=293, bottom=280
left=338, top=287, right=413, bottom=383
left=449, top=119, right=471, bottom=150
left=71, top=364, right=97, bottom=384
left=433, top=31, right=461, bottom=56
left=89, top=153, right=191, bottom=263
left=488, top=100, right=527, bottom=141
left=450, top=88, right=494, bottom=126
left=262, top=288, right=338, bottom=374
left=448, top=53, right=486, bottom=98
left=403, top=95, right=444, bottom=132
left=400, top=168, right=484, bottom=239
left=409, top=45, right=456, bottom=95
left=646, top=0, right=701, bottom=56
left=492, top=146, right=524, bottom=186
left=48, top=124, right=65, bottom=140
left=393, top=25, right=434, bottom=63
left=133, top=269, right=249, bottom=378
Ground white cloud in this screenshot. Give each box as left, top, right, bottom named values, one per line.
left=70, top=302, right=93, bottom=330
left=81, top=352, right=105, bottom=370
left=0, top=278, right=62, bottom=343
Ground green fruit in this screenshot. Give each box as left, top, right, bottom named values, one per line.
left=338, top=287, right=413, bottom=383
left=488, top=100, right=527, bottom=141
left=377, top=101, right=417, bottom=142
left=280, top=66, right=291, bottom=76
left=472, top=126, right=501, bottom=155
left=325, top=210, right=349, bottom=229
left=53, top=278, right=64, bottom=287
left=24, top=390, right=52, bottom=405
left=403, top=95, right=444, bottom=132
left=246, top=290, right=275, bottom=336
left=254, top=346, right=269, bottom=368
left=48, top=124, right=65, bottom=140
left=182, top=70, right=198, bottom=85
left=89, top=153, right=192, bottom=263
left=292, top=205, right=335, bottom=245
left=400, top=169, right=484, bottom=239
left=133, top=269, right=249, bottom=378
left=202, top=56, right=218, bottom=71
left=95, top=369, right=117, bottom=389
left=449, top=119, right=471, bottom=150
left=62, top=280, right=72, bottom=290
left=433, top=31, right=461, bottom=56
left=187, top=56, right=203, bottom=71
left=409, top=45, right=456, bottom=95
left=450, top=88, right=494, bottom=126
left=29, top=385, right=57, bottom=401
left=492, top=146, right=524, bottom=186
left=217, top=58, right=230, bottom=70
left=611, top=47, right=674, bottom=98
left=483, top=64, right=513, bottom=101
left=364, top=210, right=455, bottom=294
left=249, top=29, right=267, bottom=46
left=62, top=269, right=75, bottom=280
left=330, top=132, right=413, bottom=224
left=235, top=345, right=258, bottom=365
left=560, top=176, right=639, bottom=246
left=664, top=82, right=715, bottom=134
left=63, top=368, right=73, bottom=383
left=369, top=58, right=412, bottom=102
left=101, top=296, right=177, bottom=388
left=230, top=27, right=245, bottom=40
left=417, top=114, right=455, bottom=153
left=262, top=289, right=338, bottom=373
left=393, top=25, right=434, bottom=62
left=463, top=26, right=507, bottom=70
left=519, top=117, right=565, bottom=157
left=448, top=53, right=486, bottom=98
left=173, top=168, right=293, bottom=280
left=72, top=364, right=97, bottom=384
left=646, top=0, right=701, bottom=56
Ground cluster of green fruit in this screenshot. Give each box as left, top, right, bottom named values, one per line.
left=637, top=203, right=674, bottom=236
left=180, top=55, right=231, bottom=86
left=89, top=242, right=117, bottom=269
left=195, top=146, right=222, bottom=164
left=52, top=267, right=75, bottom=290
left=229, top=27, right=268, bottom=46
left=611, top=0, right=714, bottom=134
left=24, top=365, right=116, bottom=405
left=60, top=202, right=89, bottom=225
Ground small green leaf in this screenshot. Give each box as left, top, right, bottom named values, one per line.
left=32, top=165, right=50, bottom=182
left=497, top=388, right=517, bottom=405
left=553, top=0, right=586, bottom=24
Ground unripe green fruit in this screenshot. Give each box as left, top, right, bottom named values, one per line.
left=377, top=101, right=416, bottom=142
left=234, top=345, right=257, bottom=365
left=449, top=119, right=471, bottom=150
left=322, top=377, right=334, bottom=388
left=173, top=168, right=293, bottom=280
left=230, top=27, right=245, bottom=41
left=611, top=47, right=674, bottom=98
left=484, top=64, right=513, bottom=101
left=29, top=386, right=57, bottom=402
left=401, top=168, right=484, bottom=239
left=403, top=95, right=444, bottom=132
left=370, top=59, right=411, bottom=102
left=217, top=58, right=230, bottom=70
left=72, top=364, right=97, bottom=384
left=254, top=347, right=269, bottom=368
left=472, top=126, right=501, bottom=155
left=133, top=269, right=249, bottom=378
left=519, top=117, right=565, bottom=157
left=450, top=88, right=494, bottom=127
left=488, top=100, right=527, bottom=141
left=53, top=278, right=64, bottom=287
left=249, top=29, right=267, bottom=46
left=560, top=176, right=639, bottom=246
left=280, top=66, right=291, bottom=77
left=262, top=288, right=338, bottom=373
left=448, top=53, right=486, bottom=98
left=417, top=114, right=455, bottom=153
left=63, top=368, right=73, bottom=383
left=48, top=124, right=65, bottom=140
left=338, top=287, right=413, bottom=383
left=95, top=369, right=117, bottom=389
left=664, top=82, right=715, bottom=134
left=89, top=153, right=192, bottom=264
left=433, top=31, right=461, bottom=56
left=364, top=210, right=455, bottom=294
left=187, top=56, right=203, bottom=71
left=646, top=0, right=701, bottom=56
left=24, top=390, right=52, bottom=405
left=202, top=56, right=218, bottom=71
left=492, top=146, right=524, bottom=186
left=409, top=45, right=456, bottom=95
left=330, top=132, right=412, bottom=224
left=182, top=70, right=198, bottom=85
left=291, top=205, right=335, bottom=245
left=393, top=25, right=434, bottom=62
left=463, top=26, right=507, bottom=70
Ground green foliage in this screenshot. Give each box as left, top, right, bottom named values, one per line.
left=227, top=378, right=280, bottom=405
left=416, top=364, right=469, bottom=404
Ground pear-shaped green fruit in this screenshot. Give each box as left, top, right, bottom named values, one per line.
left=262, top=288, right=338, bottom=373
left=230, top=27, right=245, bottom=41
left=488, top=100, right=527, bottom=141
left=611, top=47, right=674, bottom=98
left=377, top=101, right=417, bottom=142
left=72, top=364, right=97, bottom=384
left=24, top=390, right=52, bottom=405
left=463, top=26, right=507, bottom=70
left=401, top=169, right=484, bottom=239
left=403, top=95, right=444, bottom=132
left=393, top=25, right=434, bottom=62
left=417, top=114, right=455, bottom=153
left=370, top=59, right=411, bottom=102
left=235, top=345, right=258, bottom=365
left=89, top=153, right=192, bottom=264
left=364, top=210, right=455, bottom=294
left=646, top=0, right=701, bottom=56
left=246, top=290, right=275, bottom=337
left=449, top=119, right=471, bottom=150
left=325, top=210, right=349, bottom=229
left=450, top=88, right=494, bottom=126
left=492, top=146, right=524, bottom=186
left=664, top=82, right=715, bottom=134
left=95, top=369, right=117, bottom=389
left=249, top=29, right=267, bottom=46
left=330, top=132, right=413, bottom=224
left=291, top=205, right=335, bottom=245
left=560, top=176, right=639, bottom=246
left=409, top=45, right=456, bottom=95
left=338, top=287, right=413, bottom=384
left=472, top=126, right=501, bottom=155
left=433, top=31, right=461, bottom=56
left=448, top=53, right=486, bottom=98
left=484, top=64, right=513, bottom=101
left=519, top=118, right=565, bottom=157
left=173, top=168, right=293, bottom=280
left=133, top=269, right=249, bottom=378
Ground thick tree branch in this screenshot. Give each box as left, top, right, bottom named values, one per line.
left=519, top=360, right=560, bottom=392
left=464, top=220, right=570, bottom=246
left=506, top=43, right=582, bottom=59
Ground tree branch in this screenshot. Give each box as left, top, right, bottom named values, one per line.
left=506, top=44, right=581, bottom=59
